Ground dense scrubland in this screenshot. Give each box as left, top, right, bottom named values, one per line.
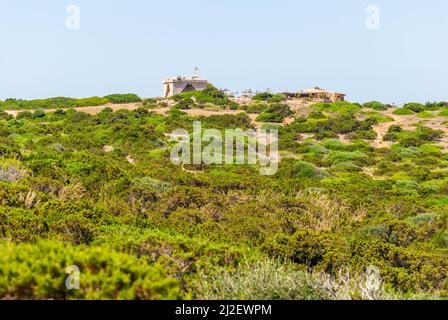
left=0, top=88, right=447, bottom=300
left=0, top=94, right=142, bottom=111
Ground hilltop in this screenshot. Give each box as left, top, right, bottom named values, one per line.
left=0, top=90, right=448, bottom=299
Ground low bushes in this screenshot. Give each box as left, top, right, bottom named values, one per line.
left=173, top=98, right=196, bottom=110
left=1, top=94, right=142, bottom=110
left=0, top=240, right=182, bottom=300
left=393, top=108, right=414, bottom=116
left=241, top=103, right=269, bottom=114
left=363, top=101, right=390, bottom=111
left=279, top=160, right=327, bottom=179
left=252, top=92, right=287, bottom=103
left=403, top=103, right=425, bottom=113
left=310, top=101, right=362, bottom=113
left=0, top=159, right=28, bottom=182
left=172, top=84, right=237, bottom=108
left=437, top=108, right=448, bottom=117
left=327, top=151, right=368, bottom=166
left=417, top=111, right=436, bottom=119
left=199, top=113, right=253, bottom=130
left=291, top=113, right=376, bottom=138
left=103, top=94, right=142, bottom=104
left=398, top=102, right=447, bottom=114
left=194, top=258, right=326, bottom=300
left=332, top=161, right=361, bottom=172
left=1, top=99, right=447, bottom=300
left=256, top=103, right=293, bottom=123
left=385, top=126, right=444, bottom=147
left=2, top=97, right=109, bottom=110
left=398, top=127, right=444, bottom=147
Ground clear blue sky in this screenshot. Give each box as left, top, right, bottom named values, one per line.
left=0, top=0, right=447, bottom=103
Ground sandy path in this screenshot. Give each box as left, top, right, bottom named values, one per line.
left=4, top=101, right=267, bottom=130
left=371, top=109, right=448, bottom=148
left=183, top=109, right=243, bottom=117
left=12, top=100, right=448, bottom=150
left=4, top=102, right=246, bottom=118
left=286, top=100, right=313, bottom=115
left=4, top=103, right=146, bottom=117
left=4, top=97, right=309, bottom=124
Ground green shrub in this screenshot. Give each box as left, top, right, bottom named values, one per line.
left=388, top=125, right=403, bottom=133
left=416, top=111, right=436, bottom=119
left=393, top=180, right=420, bottom=195
left=321, top=139, right=347, bottom=151
left=16, top=111, right=33, bottom=119
left=103, top=94, right=142, bottom=104
left=252, top=92, right=287, bottom=103
left=403, top=103, right=425, bottom=113
left=405, top=213, right=436, bottom=227
left=327, top=151, right=367, bottom=165
left=419, top=144, right=442, bottom=156
left=33, top=108, right=46, bottom=118
left=264, top=230, right=348, bottom=270
left=383, top=133, right=397, bottom=142
left=332, top=161, right=361, bottom=172
left=437, top=108, right=448, bottom=117
left=311, top=101, right=362, bottom=113
left=281, top=161, right=326, bottom=179
left=256, top=103, right=293, bottom=123
left=243, top=103, right=269, bottom=114
left=0, top=240, right=182, bottom=300
left=424, top=101, right=447, bottom=111
left=0, top=110, right=13, bottom=121
left=393, top=108, right=414, bottom=116
left=347, top=130, right=377, bottom=141
left=391, top=146, right=421, bottom=159
left=172, top=84, right=234, bottom=107
left=173, top=98, right=196, bottom=110
left=1, top=97, right=110, bottom=110
left=305, top=143, right=329, bottom=154
left=308, top=110, right=327, bottom=119
left=199, top=113, right=253, bottom=130
left=253, top=92, right=274, bottom=101
left=364, top=113, right=394, bottom=123
left=431, top=230, right=448, bottom=248
left=194, top=258, right=326, bottom=300
left=0, top=207, right=45, bottom=241
left=361, top=225, right=390, bottom=241
left=363, top=101, right=390, bottom=111
left=398, top=127, right=444, bottom=147
left=314, top=131, right=339, bottom=140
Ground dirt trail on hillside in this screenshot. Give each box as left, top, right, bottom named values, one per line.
left=4, top=103, right=146, bottom=117
left=8, top=99, right=448, bottom=150
left=182, top=109, right=243, bottom=117
left=371, top=109, right=448, bottom=148
left=4, top=100, right=302, bottom=130
left=286, top=100, right=313, bottom=116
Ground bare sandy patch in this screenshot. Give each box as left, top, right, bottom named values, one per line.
left=4, top=103, right=145, bottom=117
left=370, top=108, right=448, bottom=149
left=126, top=155, right=136, bottom=164
left=183, top=109, right=243, bottom=117
left=103, top=145, right=114, bottom=153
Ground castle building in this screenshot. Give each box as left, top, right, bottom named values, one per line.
left=163, top=75, right=208, bottom=98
